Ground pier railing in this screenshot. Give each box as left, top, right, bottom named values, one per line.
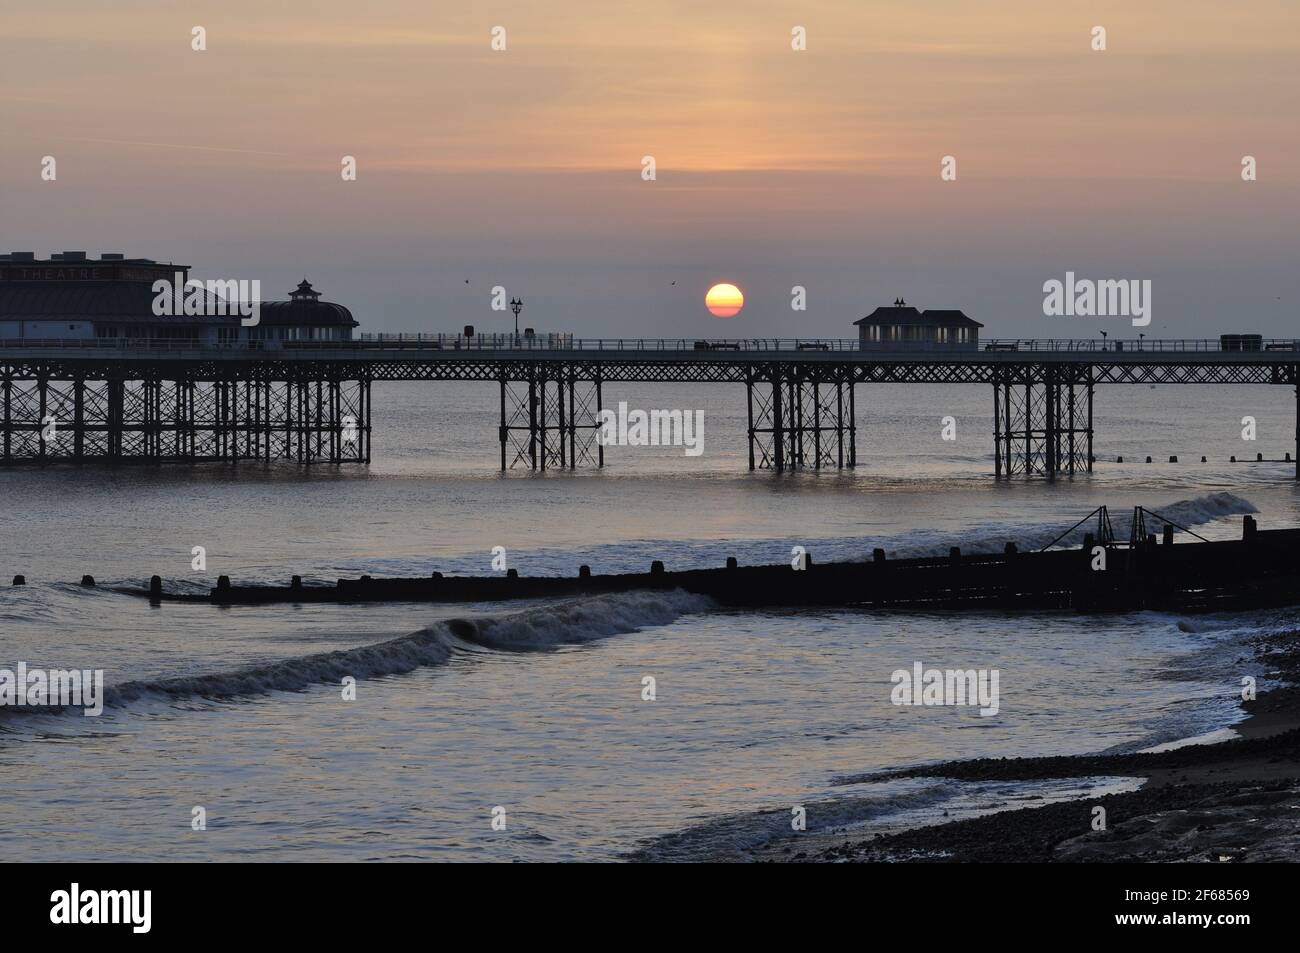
left=2, top=335, right=1299, bottom=354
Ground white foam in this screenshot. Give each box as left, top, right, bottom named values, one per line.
left=463, top=589, right=714, bottom=651
left=1138, top=726, right=1240, bottom=754
left=99, top=590, right=712, bottom=709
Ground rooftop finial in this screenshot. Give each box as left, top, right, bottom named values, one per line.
left=290, top=278, right=321, bottom=301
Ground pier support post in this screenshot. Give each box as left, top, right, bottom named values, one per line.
left=772, top=374, right=785, bottom=470
left=37, top=374, right=47, bottom=463
left=528, top=369, right=538, bottom=470
left=73, top=376, right=85, bottom=461
left=993, top=364, right=1091, bottom=478
left=848, top=376, right=857, bottom=468
left=993, top=374, right=1002, bottom=478
left=595, top=373, right=604, bottom=468
left=745, top=372, right=756, bottom=471
left=499, top=377, right=508, bottom=472
left=499, top=366, right=601, bottom=470
left=566, top=373, right=576, bottom=469
left=1, top=375, right=9, bottom=463
left=1086, top=371, right=1094, bottom=473
left=106, top=374, right=123, bottom=462
left=747, top=364, right=854, bottom=471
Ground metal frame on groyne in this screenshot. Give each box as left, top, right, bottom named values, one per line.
left=1, top=339, right=1297, bottom=479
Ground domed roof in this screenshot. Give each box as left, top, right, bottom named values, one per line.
left=257, top=279, right=357, bottom=327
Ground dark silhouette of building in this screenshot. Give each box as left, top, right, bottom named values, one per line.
left=854, top=298, right=982, bottom=349
left=254, top=279, right=357, bottom=344
left=0, top=252, right=356, bottom=347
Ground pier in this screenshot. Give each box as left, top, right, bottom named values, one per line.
left=111, top=513, right=1300, bottom=614
left=1, top=336, right=1298, bottom=478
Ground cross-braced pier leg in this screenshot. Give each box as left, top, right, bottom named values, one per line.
left=1294, top=365, right=1300, bottom=481
left=747, top=365, right=855, bottom=471
left=0, top=368, right=368, bottom=465
left=499, top=366, right=602, bottom=471
left=993, top=364, right=1092, bottom=478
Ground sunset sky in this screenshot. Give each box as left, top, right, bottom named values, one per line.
left=2, top=0, right=1297, bottom=337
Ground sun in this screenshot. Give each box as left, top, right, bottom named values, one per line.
left=705, top=282, right=744, bottom=318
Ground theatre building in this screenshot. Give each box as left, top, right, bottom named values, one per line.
left=0, top=251, right=357, bottom=347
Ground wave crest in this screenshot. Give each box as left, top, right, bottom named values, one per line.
left=96, top=590, right=712, bottom=709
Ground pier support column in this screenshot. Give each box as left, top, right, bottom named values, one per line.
left=596, top=374, right=604, bottom=467
left=37, top=374, right=47, bottom=463
left=747, top=364, right=854, bottom=471
left=2, top=375, right=10, bottom=463
left=499, top=377, right=508, bottom=471
left=106, top=375, right=124, bottom=462
left=848, top=376, right=857, bottom=468
left=772, top=375, right=785, bottom=470
left=73, top=377, right=85, bottom=461
left=361, top=376, right=372, bottom=464
left=499, top=367, right=601, bottom=470
left=993, top=375, right=1002, bottom=478
left=566, top=374, right=576, bottom=469
left=745, top=373, right=756, bottom=470
left=993, top=364, right=1092, bottom=478
left=528, top=369, right=538, bottom=470
left=1086, top=371, right=1094, bottom=473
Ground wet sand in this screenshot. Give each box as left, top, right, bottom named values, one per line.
left=785, top=629, right=1300, bottom=863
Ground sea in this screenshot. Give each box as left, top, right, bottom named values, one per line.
left=1, top=380, right=1296, bottom=861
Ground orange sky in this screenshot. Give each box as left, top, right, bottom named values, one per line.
left=2, top=0, right=1297, bottom=336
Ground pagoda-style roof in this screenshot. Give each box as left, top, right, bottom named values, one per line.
left=289, top=279, right=322, bottom=300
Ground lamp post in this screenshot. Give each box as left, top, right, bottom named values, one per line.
left=1100, top=329, right=1108, bottom=351
left=510, top=297, right=523, bottom=342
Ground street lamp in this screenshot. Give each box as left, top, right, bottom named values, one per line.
left=510, top=297, right=523, bottom=340
left=1100, top=329, right=1108, bottom=351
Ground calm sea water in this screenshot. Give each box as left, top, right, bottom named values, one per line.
left=1, top=381, right=1297, bottom=860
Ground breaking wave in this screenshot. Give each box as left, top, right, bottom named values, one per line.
left=40, top=590, right=712, bottom=713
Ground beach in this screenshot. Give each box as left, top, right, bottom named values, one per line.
left=766, top=628, right=1300, bottom=863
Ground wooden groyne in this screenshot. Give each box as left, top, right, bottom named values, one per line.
left=104, top=515, right=1300, bottom=613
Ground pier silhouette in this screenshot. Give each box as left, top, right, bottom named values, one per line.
left=1, top=336, right=1298, bottom=478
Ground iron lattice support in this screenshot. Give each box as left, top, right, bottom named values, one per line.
left=1294, top=364, right=1300, bottom=482
left=747, top=365, right=855, bottom=471
left=499, top=365, right=602, bottom=471
left=993, top=364, right=1093, bottom=478
left=0, top=369, right=369, bottom=465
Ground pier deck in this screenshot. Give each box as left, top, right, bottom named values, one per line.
left=2, top=337, right=1298, bottom=477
